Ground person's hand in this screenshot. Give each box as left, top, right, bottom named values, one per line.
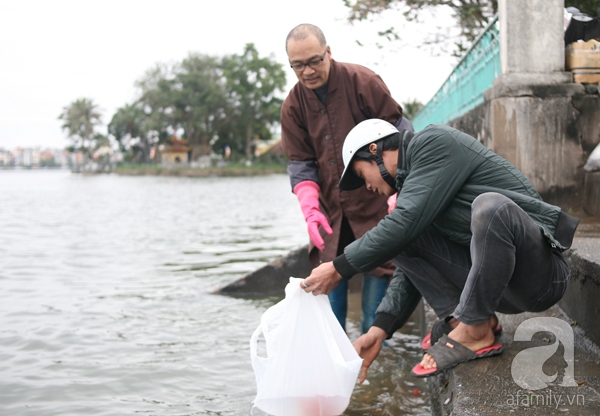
left=386, top=193, right=397, bottom=214
left=300, top=262, right=342, bottom=296
left=294, top=181, right=333, bottom=251
left=353, top=326, right=387, bottom=383
left=305, top=210, right=333, bottom=251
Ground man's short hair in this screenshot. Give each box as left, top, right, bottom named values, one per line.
left=353, top=134, right=401, bottom=163
left=285, top=24, right=327, bottom=52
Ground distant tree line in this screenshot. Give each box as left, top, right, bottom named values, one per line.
left=59, top=43, right=286, bottom=164
left=59, top=41, right=425, bottom=166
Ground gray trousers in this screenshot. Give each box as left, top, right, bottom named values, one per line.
left=392, top=193, right=570, bottom=325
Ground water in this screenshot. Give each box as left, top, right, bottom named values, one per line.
left=0, top=170, right=430, bottom=415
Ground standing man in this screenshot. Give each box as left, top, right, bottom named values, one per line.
left=280, top=23, right=416, bottom=333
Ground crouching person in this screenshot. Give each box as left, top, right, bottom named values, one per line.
left=300, top=119, right=579, bottom=378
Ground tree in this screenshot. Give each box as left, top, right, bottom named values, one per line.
left=58, top=98, right=103, bottom=157
left=345, top=0, right=600, bottom=58
left=173, top=53, right=230, bottom=159
left=402, top=98, right=424, bottom=120
left=108, top=103, right=156, bottom=162
left=345, top=0, right=497, bottom=57
left=130, top=46, right=287, bottom=162
left=135, top=63, right=180, bottom=146
left=135, top=55, right=230, bottom=160
left=221, top=43, right=287, bottom=160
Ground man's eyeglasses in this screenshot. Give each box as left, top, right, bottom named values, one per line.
left=290, top=49, right=327, bottom=72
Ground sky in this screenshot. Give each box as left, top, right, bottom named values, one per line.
left=0, top=0, right=457, bottom=150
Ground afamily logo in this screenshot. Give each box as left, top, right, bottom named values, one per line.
left=510, top=317, right=578, bottom=390
left=506, top=390, right=585, bottom=408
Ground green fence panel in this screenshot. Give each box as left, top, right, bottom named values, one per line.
left=412, top=15, right=500, bottom=131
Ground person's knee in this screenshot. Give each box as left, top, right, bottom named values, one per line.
left=471, top=192, right=513, bottom=227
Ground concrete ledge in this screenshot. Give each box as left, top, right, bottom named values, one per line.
left=427, top=238, right=600, bottom=415
left=484, top=81, right=585, bottom=100
left=216, top=244, right=365, bottom=296
left=216, top=245, right=312, bottom=296
left=493, top=72, right=574, bottom=87
left=560, top=237, right=600, bottom=346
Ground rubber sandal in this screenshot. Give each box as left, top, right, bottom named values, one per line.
left=420, top=315, right=503, bottom=350
left=412, top=334, right=504, bottom=377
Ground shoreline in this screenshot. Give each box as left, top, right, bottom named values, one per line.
left=112, top=167, right=287, bottom=177
left=94, top=163, right=288, bottom=177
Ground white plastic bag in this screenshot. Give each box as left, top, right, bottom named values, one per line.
left=250, top=277, right=362, bottom=416
left=584, top=142, right=600, bottom=172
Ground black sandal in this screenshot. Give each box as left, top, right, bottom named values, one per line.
left=412, top=334, right=504, bottom=377
left=421, top=315, right=503, bottom=350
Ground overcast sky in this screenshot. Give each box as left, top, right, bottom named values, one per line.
left=0, top=0, right=456, bottom=149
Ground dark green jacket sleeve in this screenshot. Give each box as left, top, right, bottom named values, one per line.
left=372, top=267, right=422, bottom=338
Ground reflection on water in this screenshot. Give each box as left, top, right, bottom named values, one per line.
left=0, top=170, right=430, bottom=415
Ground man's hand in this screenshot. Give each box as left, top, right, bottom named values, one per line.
left=300, top=262, right=342, bottom=296
left=353, top=326, right=388, bottom=383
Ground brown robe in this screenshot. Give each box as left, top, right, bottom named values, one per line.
left=281, top=59, right=403, bottom=276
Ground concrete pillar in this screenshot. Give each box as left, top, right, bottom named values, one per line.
left=486, top=0, right=588, bottom=208
left=496, top=0, right=572, bottom=85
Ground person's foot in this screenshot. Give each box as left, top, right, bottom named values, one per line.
left=419, top=319, right=496, bottom=370
left=421, top=314, right=498, bottom=349
left=444, top=315, right=498, bottom=333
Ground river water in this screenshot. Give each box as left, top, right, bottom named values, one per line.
left=0, top=170, right=430, bottom=415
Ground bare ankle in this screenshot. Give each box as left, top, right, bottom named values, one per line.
left=447, top=317, right=459, bottom=329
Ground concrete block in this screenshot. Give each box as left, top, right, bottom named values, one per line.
left=560, top=237, right=600, bottom=346
left=499, top=0, right=565, bottom=74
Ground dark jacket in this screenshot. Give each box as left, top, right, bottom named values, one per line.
left=333, top=124, right=579, bottom=336
left=281, top=59, right=404, bottom=271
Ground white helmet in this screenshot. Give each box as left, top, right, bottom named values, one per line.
left=339, top=118, right=399, bottom=190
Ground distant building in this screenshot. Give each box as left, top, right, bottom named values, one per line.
left=0, top=146, right=117, bottom=169
left=0, top=149, right=12, bottom=167
left=2, top=147, right=69, bottom=168
left=159, top=136, right=191, bottom=165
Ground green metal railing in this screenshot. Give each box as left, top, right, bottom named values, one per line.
left=412, top=14, right=500, bottom=130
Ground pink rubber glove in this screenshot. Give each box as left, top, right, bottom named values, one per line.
left=387, top=193, right=398, bottom=214
left=294, top=181, right=333, bottom=251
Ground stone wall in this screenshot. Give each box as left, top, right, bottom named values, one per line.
left=447, top=85, right=600, bottom=214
